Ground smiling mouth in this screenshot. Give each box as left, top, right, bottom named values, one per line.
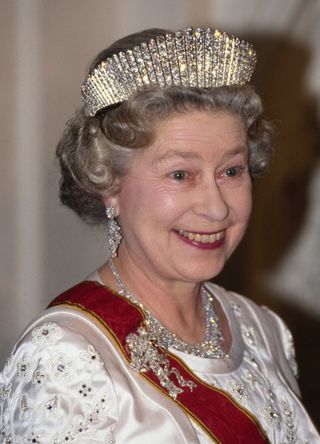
left=177, top=229, right=224, bottom=244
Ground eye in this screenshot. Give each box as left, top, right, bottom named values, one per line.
left=224, top=166, right=243, bottom=177
left=170, top=170, right=189, bottom=181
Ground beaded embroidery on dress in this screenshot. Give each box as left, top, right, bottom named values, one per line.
left=0, top=322, right=117, bottom=443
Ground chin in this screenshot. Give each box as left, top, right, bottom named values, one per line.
left=182, top=262, right=226, bottom=284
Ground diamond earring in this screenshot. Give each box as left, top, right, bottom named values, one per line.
left=105, top=205, right=122, bottom=258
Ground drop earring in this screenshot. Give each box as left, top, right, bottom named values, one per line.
left=105, top=205, right=122, bottom=257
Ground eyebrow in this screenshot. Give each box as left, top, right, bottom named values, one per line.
left=152, top=150, right=201, bottom=165
left=152, top=146, right=248, bottom=165
left=220, top=146, right=248, bottom=160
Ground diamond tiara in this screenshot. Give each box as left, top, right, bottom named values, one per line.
left=81, top=26, right=257, bottom=117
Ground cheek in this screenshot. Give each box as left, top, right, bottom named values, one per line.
left=119, top=179, right=178, bottom=223
left=230, top=184, right=252, bottom=225
left=241, top=190, right=253, bottom=221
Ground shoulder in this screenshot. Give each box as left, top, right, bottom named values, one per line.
left=0, top=307, right=119, bottom=442
left=206, top=281, right=291, bottom=336
left=205, top=281, right=270, bottom=319
left=206, top=282, right=300, bottom=391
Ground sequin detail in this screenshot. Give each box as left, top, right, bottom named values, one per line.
left=31, top=322, right=62, bottom=347
left=46, top=354, right=73, bottom=381
left=53, top=393, right=113, bottom=443
left=19, top=393, right=33, bottom=420
left=24, top=429, right=44, bottom=443
left=0, top=383, right=11, bottom=400
left=80, top=345, right=103, bottom=369
left=17, top=355, right=34, bottom=380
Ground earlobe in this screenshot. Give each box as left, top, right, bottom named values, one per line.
left=103, top=194, right=120, bottom=216
left=103, top=177, right=121, bottom=216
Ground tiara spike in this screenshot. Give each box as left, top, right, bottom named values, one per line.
left=117, top=52, right=136, bottom=97
left=147, top=38, right=166, bottom=87
left=229, top=38, right=238, bottom=84
left=204, top=28, right=213, bottom=87
left=221, top=34, right=229, bottom=85
left=108, top=57, right=130, bottom=101
left=214, top=30, right=224, bottom=86
left=126, top=50, right=142, bottom=89
left=184, top=27, right=196, bottom=87
left=133, top=46, right=150, bottom=86
left=174, top=31, right=188, bottom=86
left=156, top=35, right=172, bottom=86
left=140, top=42, right=157, bottom=85
left=165, top=32, right=181, bottom=86
left=82, top=26, right=257, bottom=116
left=95, top=63, right=116, bottom=104
left=195, top=27, right=205, bottom=87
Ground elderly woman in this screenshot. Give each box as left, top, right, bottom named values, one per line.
left=1, top=27, right=319, bottom=443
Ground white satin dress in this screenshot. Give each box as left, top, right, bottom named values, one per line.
left=0, top=273, right=319, bottom=443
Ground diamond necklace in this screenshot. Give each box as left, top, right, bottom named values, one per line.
left=108, top=258, right=226, bottom=359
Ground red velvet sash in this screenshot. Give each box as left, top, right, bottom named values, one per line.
left=49, top=281, right=269, bottom=444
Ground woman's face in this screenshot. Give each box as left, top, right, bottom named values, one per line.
left=110, top=110, right=252, bottom=286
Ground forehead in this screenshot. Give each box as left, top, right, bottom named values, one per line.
left=147, top=110, right=247, bottom=162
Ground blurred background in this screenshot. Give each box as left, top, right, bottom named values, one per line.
left=1, top=0, right=319, bottom=428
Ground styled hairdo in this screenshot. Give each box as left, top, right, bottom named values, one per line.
left=56, top=30, right=275, bottom=225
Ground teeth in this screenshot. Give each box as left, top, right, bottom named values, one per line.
left=178, top=229, right=224, bottom=244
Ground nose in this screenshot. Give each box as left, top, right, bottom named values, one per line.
left=193, top=178, right=229, bottom=222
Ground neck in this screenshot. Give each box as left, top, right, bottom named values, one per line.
left=99, top=253, right=205, bottom=343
